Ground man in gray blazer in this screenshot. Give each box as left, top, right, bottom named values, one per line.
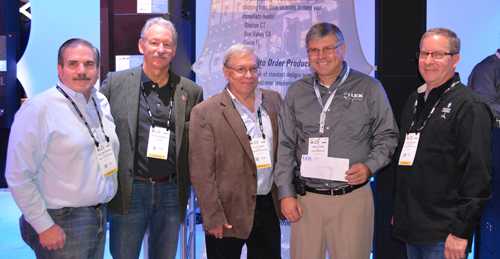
left=100, top=17, right=203, bottom=259
left=190, top=44, right=282, bottom=259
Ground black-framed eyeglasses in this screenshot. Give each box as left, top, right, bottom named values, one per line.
left=307, top=41, right=344, bottom=57
left=224, top=65, right=259, bottom=75
left=417, top=51, right=457, bottom=60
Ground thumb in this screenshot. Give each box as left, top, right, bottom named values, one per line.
left=297, top=203, right=303, bottom=217
left=224, top=223, right=233, bottom=229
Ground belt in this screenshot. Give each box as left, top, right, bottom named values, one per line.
left=134, top=175, right=173, bottom=184
left=91, top=203, right=104, bottom=210
left=305, top=184, right=364, bottom=196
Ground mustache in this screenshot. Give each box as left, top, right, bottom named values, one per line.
left=73, top=75, right=92, bottom=81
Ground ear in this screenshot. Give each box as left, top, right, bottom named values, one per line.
left=223, top=66, right=230, bottom=80
left=138, top=39, right=145, bottom=54
left=338, top=43, right=347, bottom=59
left=57, top=64, right=63, bottom=78
left=451, top=54, right=460, bottom=69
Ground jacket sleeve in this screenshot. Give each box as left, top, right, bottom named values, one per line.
left=364, top=82, right=399, bottom=174
left=450, top=100, right=493, bottom=239
left=189, top=105, right=227, bottom=230
left=100, top=72, right=113, bottom=99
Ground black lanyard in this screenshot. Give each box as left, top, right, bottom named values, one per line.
left=56, top=85, right=109, bottom=147
left=256, top=107, right=266, bottom=139
left=408, top=81, right=459, bottom=132
left=140, top=84, right=174, bottom=129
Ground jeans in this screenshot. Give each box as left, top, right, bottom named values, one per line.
left=20, top=205, right=107, bottom=259
left=109, top=181, right=180, bottom=259
left=406, top=242, right=445, bottom=259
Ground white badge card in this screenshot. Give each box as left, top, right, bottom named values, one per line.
left=398, top=133, right=420, bottom=166
left=96, top=142, right=118, bottom=176
left=250, top=137, right=272, bottom=169
left=147, top=126, right=170, bottom=160
left=308, top=137, right=329, bottom=158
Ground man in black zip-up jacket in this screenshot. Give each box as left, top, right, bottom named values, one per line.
left=393, top=28, right=493, bottom=259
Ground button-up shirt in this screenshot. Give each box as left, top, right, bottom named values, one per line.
left=227, top=87, right=274, bottom=195
left=5, top=82, right=119, bottom=233
left=275, top=63, right=399, bottom=197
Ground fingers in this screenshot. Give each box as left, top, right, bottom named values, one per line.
left=208, top=224, right=232, bottom=239
left=39, top=224, right=66, bottom=250
left=345, top=163, right=371, bottom=185
left=444, top=234, right=467, bottom=259
left=280, top=197, right=302, bottom=222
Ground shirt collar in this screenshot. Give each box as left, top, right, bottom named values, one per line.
left=417, top=73, right=461, bottom=96
left=57, top=81, right=97, bottom=101
left=141, top=69, right=170, bottom=90
left=226, top=87, right=263, bottom=112
left=315, top=61, right=348, bottom=88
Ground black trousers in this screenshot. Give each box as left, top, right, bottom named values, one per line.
left=205, top=193, right=281, bottom=259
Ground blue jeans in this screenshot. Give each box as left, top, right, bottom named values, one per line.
left=406, top=242, right=445, bottom=259
left=20, top=205, right=107, bottom=259
left=109, top=181, right=180, bottom=259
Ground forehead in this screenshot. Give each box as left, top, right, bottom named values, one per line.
left=420, top=34, right=450, bottom=50
left=227, top=52, right=257, bottom=66
left=308, top=34, right=338, bottom=47
left=62, top=44, right=95, bottom=62
left=143, top=24, right=173, bottom=40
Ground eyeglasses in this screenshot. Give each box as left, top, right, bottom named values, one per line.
left=417, top=51, right=457, bottom=60
left=146, top=40, right=175, bottom=50
left=307, top=41, right=343, bottom=57
left=225, top=65, right=259, bottom=76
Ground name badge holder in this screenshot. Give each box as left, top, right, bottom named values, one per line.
left=56, top=85, right=117, bottom=176
left=141, top=84, right=174, bottom=160
left=398, top=81, right=460, bottom=166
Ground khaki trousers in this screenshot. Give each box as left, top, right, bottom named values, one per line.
left=290, top=184, right=374, bottom=259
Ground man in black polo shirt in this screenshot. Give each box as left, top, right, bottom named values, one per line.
left=100, top=17, right=203, bottom=259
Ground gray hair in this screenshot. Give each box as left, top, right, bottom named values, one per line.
left=223, top=44, right=257, bottom=66
left=140, top=17, right=178, bottom=46
left=420, top=28, right=461, bottom=54
left=305, top=22, right=345, bottom=48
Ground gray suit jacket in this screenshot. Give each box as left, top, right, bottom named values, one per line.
left=189, top=89, right=282, bottom=239
left=101, top=66, right=203, bottom=221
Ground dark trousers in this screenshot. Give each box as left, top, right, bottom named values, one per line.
left=205, top=193, right=281, bottom=259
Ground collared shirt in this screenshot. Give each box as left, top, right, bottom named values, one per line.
left=5, top=82, right=119, bottom=234
left=275, top=62, right=399, bottom=198
left=227, top=87, right=274, bottom=195
left=135, top=70, right=176, bottom=179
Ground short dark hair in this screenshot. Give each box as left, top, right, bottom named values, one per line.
left=57, top=38, right=100, bottom=67
left=305, top=22, right=345, bottom=48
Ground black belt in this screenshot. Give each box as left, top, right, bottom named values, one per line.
left=134, top=175, right=174, bottom=184
left=305, top=183, right=364, bottom=196
left=91, top=203, right=104, bottom=210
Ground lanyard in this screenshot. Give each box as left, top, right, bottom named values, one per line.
left=226, top=88, right=266, bottom=140
left=140, top=84, right=174, bottom=129
left=313, top=66, right=350, bottom=134
left=256, top=107, right=266, bottom=139
left=408, top=81, right=460, bottom=132
left=56, top=85, right=109, bottom=147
